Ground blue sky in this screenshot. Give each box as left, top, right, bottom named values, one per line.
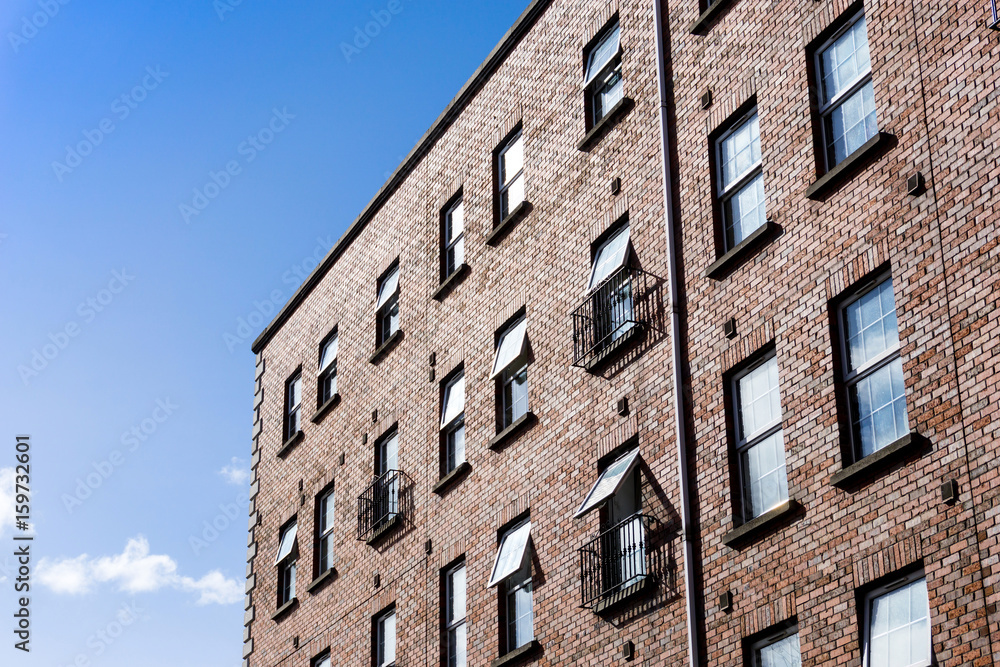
left=0, top=1, right=530, bottom=664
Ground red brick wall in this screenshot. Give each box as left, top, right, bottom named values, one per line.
left=247, top=0, right=1000, bottom=665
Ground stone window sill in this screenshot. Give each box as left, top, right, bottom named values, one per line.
left=722, top=499, right=800, bottom=548
left=805, top=132, right=895, bottom=201
left=704, top=218, right=778, bottom=280
left=432, top=263, right=470, bottom=302
left=366, top=514, right=402, bottom=546
left=369, top=329, right=403, bottom=364
left=311, top=394, right=341, bottom=425
left=583, top=324, right=644, bottom=373
left=270, top=597, right=298, bottom=622
left=486, top=201, right=531, bottom=247
left=490, top=640, right=541, bottom=667
left=593, top=576, right=654, bottom=614
left=432, top=461, right=472, bottom=495
left=276, top=430, right=304, bottom=459
left=577, top=97, right=633, bottom=151
left=830, top=431, right=928, bottom=489
left=690, top=0, right=736, bottom=34
left=306, top=568, right=336, bottom=594
left=489, top=412, right=537, bottom=451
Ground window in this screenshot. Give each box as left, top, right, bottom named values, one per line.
left=284, top=372, right=302, bottom=441
left=584, top=19, right=623, bottom=125
left=375, top=428, right=400, bottom=522
left=316, top=487, right=334, bottom=574
left=716, top=110, right=765, bottom=250
left=318, top=331, right=338, bottom=406
left=863, top=574, right=931, bottom=667
left=376, top=263, right=400, bottom=346
left=588, top=223, right=635, bottom=347
left=275, top=519, right=297, bottom=606
left=497, top=131, right=524, bottom=220
left=575, top=449, right=647, bottom=602
left=751, top=629, right=801, bottom=667
left=443, top=197, right=465, bottom=279
left=445, top=562, right=467, bottom=667
left=312, top=651, right=331, bottom=667
left=488, top=520, right=534, bottom=654
left=492, top=316, right=529, bottom=430
left=839, top=276, right=907, bottom=459
left=375, top=608, right=397, bottom=667
left=815, top=12, right=877, bottom=170
left=441, top=370, right=466, bottom=476
left=732, top=354, right=788, bottom=520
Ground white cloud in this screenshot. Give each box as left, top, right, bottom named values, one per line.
left=0, top=468, right=15, bottom=537
left=218, top=457, right=250, bottom=486
left=37, top=536, right=242, bottom=605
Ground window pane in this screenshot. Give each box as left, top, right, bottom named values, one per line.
left=820, top=15, right=871, bottom=105
left=594, top=66, right=623, bottom=121
left=315, top=655, right=331, bottom=667
left=447, top=200, right=464, bottom=242
left=507, top=578, right=534, bottom=650
left=501, top=135, right=523, bottom=186
left=503, top=364, right=529, bottom=426
left=724, top=172, right=766, bottom=249
left=852, top=359, right=908, bottom=457
left=275, top=521, right=297, bottom=564
left=575, top=448, right=641, bottom=517
left=289, top=377, right=301, bottom=409
left=449, top=622, right=467, bottom=667
left=759, top=634, right=801, bottom=667
left=585, top=22, right=621, bottom=84
left=488, top=522, right=531, bottom=587
left=447, top=421, right=466, bottom=471
left=742, top=430, right=789, bottom=518
left=493, top=318, right=528, bottom=377
left=502, top=173, right=525, bottom=218
left=376, top=265, right=400, bottom=309
left=720, top=113, right=761, bottom=188
left=738, top=357, right=781, bottom=440
left=379, top=611, right=396, bottom=666
left=589, top=225, right=630, bottom=290
left=320, top=334, right=338, bottom=372
left=846, top=280, right=899, bottom=371
left=442, top=374, right=465, bottom=427
left=868, top=578, right=930, bottom=667
left=449, top=565, right=466, bottom=623
left=320, top=491, right=334, bottom=534
left=825, top=81, right=877, bottom=166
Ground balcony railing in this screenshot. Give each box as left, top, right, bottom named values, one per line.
left=572, top=266, right=654, bottom=368
left=357, top=469, right=402, bottom=541
left=991, top=0, right=1000, bottom=29
left=578, top=513, right=653, bottom=609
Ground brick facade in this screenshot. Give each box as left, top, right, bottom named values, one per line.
left=245, top=0, right=1000, bottom=665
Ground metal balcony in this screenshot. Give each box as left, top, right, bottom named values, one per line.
left=357, top=469, right=403, bottom=542
left=571, top=266, right=654, bottom=369
left=578, top=513, right=653, bottom=609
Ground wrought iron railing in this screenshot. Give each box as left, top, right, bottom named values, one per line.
left=357, top=469, right=402, bottom=541
left=572, top=266, right=654, bottom=368
left=578, top=513, right=653, bottom=609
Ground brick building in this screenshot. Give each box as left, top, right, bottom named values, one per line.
left=244, top=1, right=1000, bottom=666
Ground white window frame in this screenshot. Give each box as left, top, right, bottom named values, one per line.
left=498, top=131, right=525, bottom=220
left=284, top=372, right=302, bottom=440
left=715, top=109, right=765, bottom=251
left=445, top=562, right=467, bottom=667
left=814, top=11, right=876, bottom=171
left=575, top=448, right=641, bottom=518
left=317, top=487, right=334, bottom=574
left=731, top=354, right=788, bottom=521
left=319, top=330, right=338, bottom=405
left=375, top=608, right=397, bottom=667
left=837, top=273, right=907, bottom=461
left=441, top=370, right=466, bottom=475
left=584, top=19, right=623, bottom=125
left=312, top=651, right=331, bottom=667
left=443, top=197, right=465, bottom=279
left=862, top=572, right=931, bottom=667
left=588, top=224, right=631, bottom=291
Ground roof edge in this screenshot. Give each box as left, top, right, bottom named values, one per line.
left=252, top=0, right=554, bottom=354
